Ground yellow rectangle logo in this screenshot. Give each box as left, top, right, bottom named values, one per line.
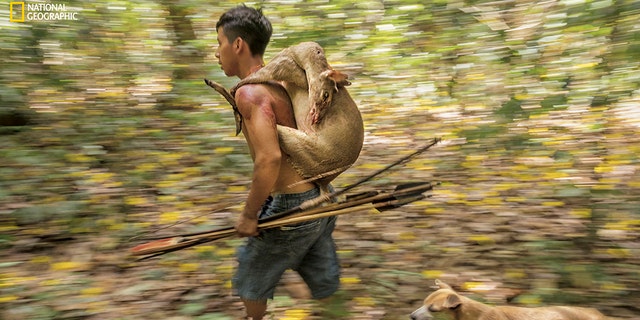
left=10, top=2, right=25, bottom=22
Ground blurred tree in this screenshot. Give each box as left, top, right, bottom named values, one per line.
left=159, top=0, right=206, bottom=110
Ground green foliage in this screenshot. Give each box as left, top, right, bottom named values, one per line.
left=1, top=0, right=639, bottom=319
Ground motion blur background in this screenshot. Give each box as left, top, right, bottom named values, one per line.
left=1, top=0, right=639, bottom=319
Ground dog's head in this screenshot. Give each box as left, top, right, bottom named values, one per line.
left=410, top=280, right=463, bottom=320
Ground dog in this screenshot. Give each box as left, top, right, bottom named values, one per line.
left=410, top=280, right=611, bottom=320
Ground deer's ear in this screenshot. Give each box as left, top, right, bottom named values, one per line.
left=444, top=294, right=462, bottom=310
left=326, top=70, right=351, bottom=88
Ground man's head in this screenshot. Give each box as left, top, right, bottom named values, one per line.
left=216, top=5, right=272, bottom=57
left=215, top=5, right=272, bottom=78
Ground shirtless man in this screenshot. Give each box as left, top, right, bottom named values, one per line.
left=215, top=5, right=340, bottom=319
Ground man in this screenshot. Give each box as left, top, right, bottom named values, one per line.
left=215, top=5, right=340, bottom=319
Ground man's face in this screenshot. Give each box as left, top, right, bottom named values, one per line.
left=215, top=27, right=238, bottom=77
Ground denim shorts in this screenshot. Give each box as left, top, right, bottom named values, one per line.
left=233, top=186, right=340, bottom=301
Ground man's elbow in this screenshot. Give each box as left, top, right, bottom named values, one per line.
left=254, top=151, right=282, bottom=169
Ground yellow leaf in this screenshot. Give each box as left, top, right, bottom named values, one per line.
left=600, top=178, right=621, bottom=184
left=30, top=256, right=52, bottom=264
left=505, top=269, right=527, bottom=279
left=51, top=261, right=86, bottom=271
left=341, top=277, right=361, bottom=284
left=606, top=248, right=630, bottom=258
left=125, top=196, right=147, bottom=206
left=518, top=295, right=542, bottom=305
left=468, top=235, right=495, bottom=245
left=215, top=248, right=236, bottom=257
left=88, top=172, right=114, bottom=184
left=528, top=127, right=548, bottom=134
left=462, top=281, right=484, bottom=290
left=594, top=164, right=612, bottom=173
left=176, top=201, right=193, bottom=209
left=226, top=185, right=247, bottom=192
left=421, top=270, right=443, bottom=279
left=506, top=197, right=526, bottom=203
left=354, top=296, right=376, bottom=307
left=482, top=197, right=503, bottom=205
left=214, top=147, right=235, bottom=154
left=543, top=171, right=569, bottom=179
left=158, top=195, right=177, bottom=202
left=600, top=282, right=626, bottom=291
left=159, top=212, right=180, bottom=224
left=66, top=153, right=93, bottom=163
left=604, top=221, right=637, bottom=231
left=81, top=287, right=104, bottom=296
left=569, top=209, right=591, bottom=219
left=282, top=309, right=311, bottom=320
left=193, top=245, right=216, bottom=253
left=178, top=263, right=200, bottom=273
left=357, top=163, right=386, bottom=170
left=216, top=264, right=234, bottom=275
left=492, top=183, right=513, bottom=191
left=399, top=232, right=416, bottom=241
left=0, top=224, right=18, bottom=232
left=156, top=180, right=178, bottom=189
left=40, top=279, right=62, bottom=286
left=542, top=201, right=564, bottom=207
left=0, top=295, right=19, bottom=303
left=592, top=183, right=614, bottom=190
left=576, top=62, right=598, bottom=69
left=380, top=243, right=399, bottom=252
left=183, top=167, right=201, bottom=176
left=159, top=153, right=182, bottom=165
left=0, top=276, right=36, bottom=287
left=107, top=222, right=125, bottom=231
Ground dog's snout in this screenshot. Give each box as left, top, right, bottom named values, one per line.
left=410, top=305, right=433, bottom=320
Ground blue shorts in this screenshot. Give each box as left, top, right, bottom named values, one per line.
left=233, top=186, right=340, bottom=301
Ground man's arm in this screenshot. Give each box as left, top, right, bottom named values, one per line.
left=234, top=85, right=281, bottom=237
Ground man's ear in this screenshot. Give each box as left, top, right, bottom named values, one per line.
left=233, top=37, right=244, bottom=52
left=444, top=294, right=462, bottom=310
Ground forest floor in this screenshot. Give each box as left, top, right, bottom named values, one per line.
left=2, top=101, right=640, bottom=319
left=2, top=140, right=639, bottom=320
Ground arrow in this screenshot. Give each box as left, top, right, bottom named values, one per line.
left=131, top=181, right=436, bottom=260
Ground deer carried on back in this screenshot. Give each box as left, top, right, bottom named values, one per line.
left=206, top=41, right=364, bottom=196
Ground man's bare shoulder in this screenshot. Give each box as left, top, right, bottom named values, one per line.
left=235, top=82, right=293, bottom=124
left=234, top=84, right=270, bottom=106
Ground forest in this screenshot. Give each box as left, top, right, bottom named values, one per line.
left=1, top=0, right=639, bottom=319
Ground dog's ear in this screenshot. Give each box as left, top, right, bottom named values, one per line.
left=435, top=279, right=453, bottom=290
left=444, top=294, right=462, bottom=310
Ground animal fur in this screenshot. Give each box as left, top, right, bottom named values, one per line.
left=411, top=280, right=612, bottom=320
left=230, top=41, right=364, bottom=186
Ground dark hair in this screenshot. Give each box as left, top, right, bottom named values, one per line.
left=216, top=5, right=272, bottom=56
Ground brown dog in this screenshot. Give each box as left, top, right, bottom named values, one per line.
left=411, top=280, right=611, bottom=320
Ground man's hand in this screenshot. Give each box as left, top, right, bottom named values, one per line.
left=235, top=212, right=260, bottom=237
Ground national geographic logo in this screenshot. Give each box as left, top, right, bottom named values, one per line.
left=9, top=2, right=80, bottom=22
